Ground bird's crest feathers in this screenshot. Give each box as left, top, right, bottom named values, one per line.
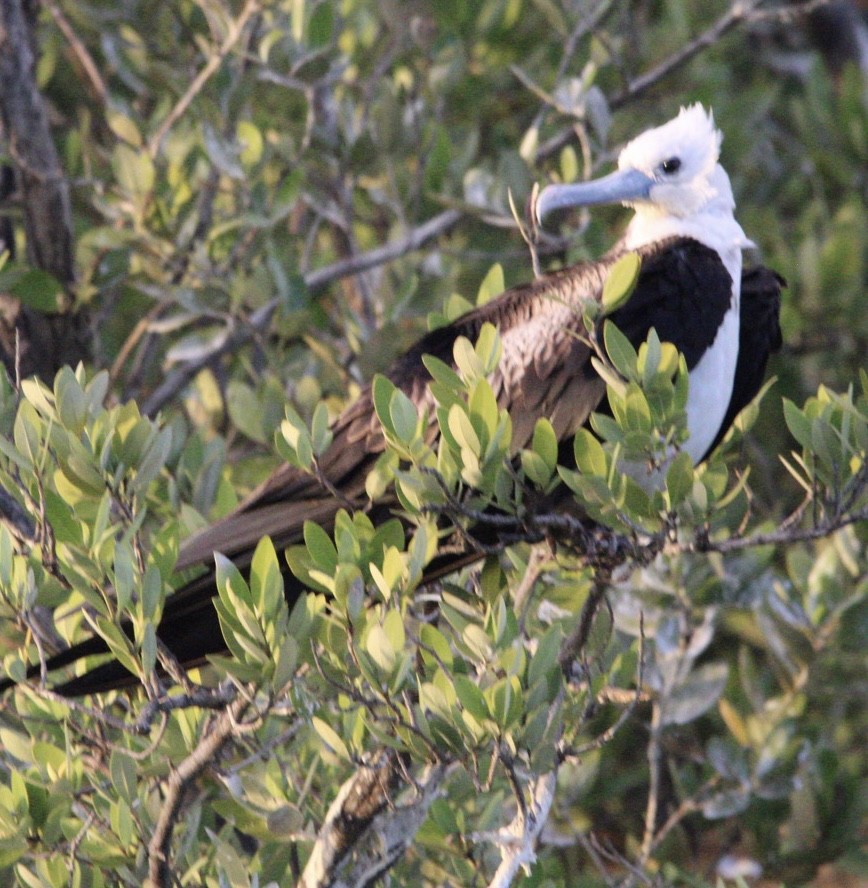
left=618, top=104, right=722, bottom=183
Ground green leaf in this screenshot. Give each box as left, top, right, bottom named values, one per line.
left=485, top=676, right=523, bottom=728
left=454, top=674, right=489, bottom=721
left=309, top=2, right=334, bottom=46
left=448, top=404, right=481, bottom=455
left=10, top=269, right=65, bottom=313
left=702, top=788, right=751, bottom=819
left=366, top=623, right=396, bottom=673
left=106, top=111, right=142, bottom=147
left=532, top=418, right=558, bottom=472
left=528, top=625, right=563, bottom=687
left=250, top=536, right=283, bottom=619
left=277, top=411, right=313, bottom=470
left=559, top=144, right=578, bottom=183
left=422, top=354, right=463, bottom=393
left=389, top=388, right=418, bottom=443
left=383, top=608, right=406, bottom=654
left=310, top=401, right=332, bottom=455
left=109, top=752, right=137, bottom=806
left=476, top=263, right=505, bottom=305
left=112, top=143, right=155, bottom=196
left=623, top=384, right=651, bottom=432
left=602, top=252, right=641, bottom=314
left=452, top=336, right=483, bottom=380
left=303, top=522, right=338, bottom=573
left=469, top=379, right=498, bottom=446
left=638, top=328, right=662, bottom=386
left=134, top=426, right=172, bottom=493
left=420, top=624, right=453, bottom=670
left=372, top=375, right=397, bottom=436
left=311, top=717, right=351, bottom=762
left=573, top=429, right=607, bottom=476
left=661, top=661, right=729, bottom=727
left=474, top=323, right=502, bottom=374
left=236, top=120, right=263, bottom=167
left=603, top=320, right=638, bottom=378
left=783, top=399, right=812, bottom=451
left=113, top=541, right=136, bottom=612
left=666, top=451, right=694, bottom=506
left=521, top=450, right=552, bottom=486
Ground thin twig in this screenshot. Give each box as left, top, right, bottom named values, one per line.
left=609, top=0, right=766, bottom=109
left=141, top=208, right=462, bottom=417
left=565, top=614, right=646, bottom=757
left=639, top=698, right=662, bottom=864
left=304, top=208, right=462, bottom=292
left=44, top=0, right=108, bottom=104
left=147, top=0, right=261, bottom=157
left=688, top=504, right=868, bottom=555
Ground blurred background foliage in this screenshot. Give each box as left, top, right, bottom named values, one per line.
left=0, top=0, right=865, bottom=885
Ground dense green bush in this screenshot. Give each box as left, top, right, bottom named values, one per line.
left=0, top=1, right=864, bottom=885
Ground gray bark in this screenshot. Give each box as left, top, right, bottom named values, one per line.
left=0, top=0, right=89, bottom=380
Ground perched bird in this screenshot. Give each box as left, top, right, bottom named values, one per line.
left=6, top=105, right=783, bottom=696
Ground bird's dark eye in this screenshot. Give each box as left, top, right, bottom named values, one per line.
left=661, top=157, right=681, bottom=175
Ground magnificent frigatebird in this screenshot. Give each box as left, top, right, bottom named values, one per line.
left=3, top=105, right=783, bottom=696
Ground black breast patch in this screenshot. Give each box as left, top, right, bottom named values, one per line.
left=608, top=239, right=734, bottom=371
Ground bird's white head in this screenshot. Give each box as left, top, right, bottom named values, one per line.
left=535, top=104, right=753, bottom=253
left=616, top=104, right=724, bottom=217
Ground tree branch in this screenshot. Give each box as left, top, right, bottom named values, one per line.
left=147, top=0, right=262, bottom=157
left=485, top=771, right=558, bottom=888
left=147, top=695, right=249, bottom=886
left=689, top=503, right=868, bottom=555
left=609, top=0, right=766, bottom=109
left=335, top=763, right=448, bottom=888
left=141, top=208, right=462, bottom=417
left=44, top=0, right=108, bottom=105
left=0, top=0, right=74, bottom=287
left=303, top=208, right=462, bottom=293
left=299, top=751, right=400, bottom=888
left=0, top=0, right=90, bottom=380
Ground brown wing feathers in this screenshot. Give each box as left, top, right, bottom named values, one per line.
left=13, top=239, right=782, bottom=695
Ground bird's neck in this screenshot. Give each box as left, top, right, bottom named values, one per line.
left=622, top=164, right=754, bottom=285
left=623, top=209, right=752, bottom=292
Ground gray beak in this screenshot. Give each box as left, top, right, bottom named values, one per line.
left=534, top=168, right=654, bottom=224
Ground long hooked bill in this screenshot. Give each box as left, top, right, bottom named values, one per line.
left=534, top=168, right=654, bottom=224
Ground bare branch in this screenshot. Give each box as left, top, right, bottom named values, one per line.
left=485, top=771, right=558, bottom=888
left=0, top=0, right=75, bottom=286
left=44, top=0, right=108, bottom=105
left=134, top=683, right=237, bottom=735
left=303, top=208, right=462, bottom=293
left=689, top=503, right=868, bottom=555
left=141, top=208, right=462, bottom=416
left=148, top=695, right=249, bottom=886
left=639, top=698, right=663, bottom=864
left=299, top=751, right=400, bottom=888
left=609, top=0, right=766, bottom=109
left=335, top=763, right=448, bottom=888
left=558, top=575, right=609, bottom=672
